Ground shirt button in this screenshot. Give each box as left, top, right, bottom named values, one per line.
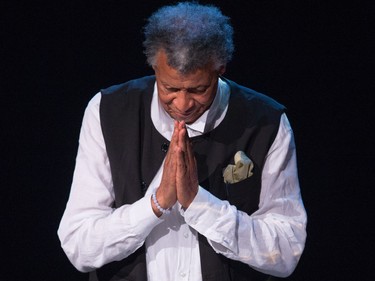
left=161, top=142, right=169, bottom=152
left=184, top=233, right=189, bottom=238
left=180, top=272, right=186, bottom=277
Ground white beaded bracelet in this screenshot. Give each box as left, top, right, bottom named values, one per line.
left=152, top=190, right=170, bottom=215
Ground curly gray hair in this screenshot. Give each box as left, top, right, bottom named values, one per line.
left=143, top=1, right=234, bottom=74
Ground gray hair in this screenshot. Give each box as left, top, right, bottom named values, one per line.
left=143, top=1, right=234, bottom=74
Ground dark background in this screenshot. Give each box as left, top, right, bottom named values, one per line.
left=2, top=0, right=374, bottom=280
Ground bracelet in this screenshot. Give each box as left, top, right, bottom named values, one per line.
left=152, top=190, right=171, bottom=215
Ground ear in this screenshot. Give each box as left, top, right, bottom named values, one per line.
left=218, top=65, right=226, bottom=76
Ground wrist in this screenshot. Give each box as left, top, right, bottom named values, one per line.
left=151, top=189, right=171, bottom=216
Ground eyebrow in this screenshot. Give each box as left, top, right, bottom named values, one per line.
left=162, top=82, right=210, bottom=91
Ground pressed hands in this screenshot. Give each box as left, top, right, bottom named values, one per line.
left=151, top=120, right=199, bottom=217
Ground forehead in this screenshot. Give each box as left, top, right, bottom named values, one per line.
left=154, top=51, right=216, bottom=88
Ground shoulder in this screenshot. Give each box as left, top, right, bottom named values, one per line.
left=101, top=75, right=156, bottom=97
left=223, top=77, right=285, bottom=112
left=99, top=76, right=155, bottom=120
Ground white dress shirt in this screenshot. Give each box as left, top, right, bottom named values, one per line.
left=58, top=78, right=307, bottom=280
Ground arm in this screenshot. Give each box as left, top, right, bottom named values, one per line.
left=57, top=93, right=162, bottom=272
left=183, top=113, right=307, bottom=277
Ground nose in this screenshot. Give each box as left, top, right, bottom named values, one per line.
left=173, top=91, right=194, bottom=113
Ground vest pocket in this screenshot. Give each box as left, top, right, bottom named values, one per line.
left=225, top=176, right=261, bottom=214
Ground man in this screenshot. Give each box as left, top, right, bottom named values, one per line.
left=58, top=2, right=307, bottom=281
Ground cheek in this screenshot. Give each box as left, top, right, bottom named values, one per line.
left=196, top=94, right=215, bottom=107
left=158, top=93, right=174, bottom=107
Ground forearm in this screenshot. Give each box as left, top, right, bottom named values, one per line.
left=184, top=187, right=306, bottom=277
left=58, top=194, right=161, bottom=272
left=232, top=209, right=306, bottom=277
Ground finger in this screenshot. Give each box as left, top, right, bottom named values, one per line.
left=167, top=121, right=181, bottom=162
left=161, top=121, right=179, bottom=185
left=171, top=120, right=180, bottom=146
left=176, top=142, right=187, bottom=178
left=178, top=122, right=187, bottom=153
left=165, top=121, right=179, bottom=165
left=179, top=123, right=194, bottom=167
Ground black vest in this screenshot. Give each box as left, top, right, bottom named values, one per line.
left=90, top=76, right=285, bottom=281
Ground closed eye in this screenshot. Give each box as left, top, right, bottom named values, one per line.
left=187, top=87, right=208, bottom=94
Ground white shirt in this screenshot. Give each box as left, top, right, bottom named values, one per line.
left=58, top=78, right=307, bottom=280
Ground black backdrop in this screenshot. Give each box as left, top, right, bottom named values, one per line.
left=2, top=1, right=374, bottom=280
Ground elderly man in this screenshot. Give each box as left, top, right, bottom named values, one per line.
left=58, top=2, right=307, bottom=281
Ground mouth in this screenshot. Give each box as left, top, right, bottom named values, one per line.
left=172, top=111, right=196, bottom=122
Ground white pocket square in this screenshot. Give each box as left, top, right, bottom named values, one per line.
left=223, top=151, right=254, bottom=184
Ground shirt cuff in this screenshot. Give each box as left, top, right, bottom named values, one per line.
left=127, top=194, right=164, bottom=236
left=183, top=186, right=238, bottom=254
